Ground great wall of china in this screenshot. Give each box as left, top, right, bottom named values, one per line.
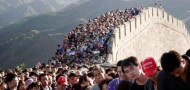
left=108, top=7, right=190, bottom=64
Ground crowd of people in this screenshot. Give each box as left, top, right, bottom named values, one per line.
left=61, top=6, right=144, bottom=65
left=0, top=6, right=144, bottom=90
left=0, top=5, right=189, bottom=90
left=0, top=49, right=189, bottom=90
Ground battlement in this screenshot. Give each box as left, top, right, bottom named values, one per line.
left=108, top=7, right=190, bottom=64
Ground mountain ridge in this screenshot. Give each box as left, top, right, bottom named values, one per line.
left=0, top=0, right=90, bottom=28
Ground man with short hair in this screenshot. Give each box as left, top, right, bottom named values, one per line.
left=4, top=73, right=19, bottom=90
left=158, top=50, right=190, bottom=90
left=39, top=73, right=52, bottom=90
left=122, top=56, right=153, bottom=90
left=29, top=72, right=38, bottom=82
left=67, top=73, right=79, bottom=90
left=107, top=60, right=131, bottom=90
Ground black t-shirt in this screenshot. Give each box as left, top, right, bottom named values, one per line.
left=130, top=81, right=144, bottom=90
left=130, top=80, right=154, bottom=90
left=157, top=60, right=190, bottom=90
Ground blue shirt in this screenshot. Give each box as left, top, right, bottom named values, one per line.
left=107, top=78, right=120, bottom=90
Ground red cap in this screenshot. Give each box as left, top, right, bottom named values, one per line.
left=57, top=76, right=68, bottom=86
left=141, top=57, right=158, bottom=76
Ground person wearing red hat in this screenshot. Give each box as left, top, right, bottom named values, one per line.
left=56, top=76, right=68, bottom=90
left=141, top=57, right=161, bottom=90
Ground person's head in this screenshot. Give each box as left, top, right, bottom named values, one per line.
left=29, top=72, right=38, bottom=82
left=4, top=73, right=19, bottom=89
left=57, top=45, right=61, bottom=47
left=93, top=66, right=105, bottom=83
left=105, top=68, right=115, bottom=79
left=79, top=74, right=92, bottom=87
left=161, top=50, right=186, bottom=77
left=68, top=73, right=78, bottom=85
left=117, top=60, right=128, bottom=81
left=107, top=72, right=116, bottom=80
left=17, top=80, right=26, bottom=90
left=98, top=79, right=111, bottom=90
left=52, top=67, right=58, bottom=73
left=47, top=75, right=53, bottom=86
left=22, top=69, right=29, bottom=78
left=141, top=57, right=160, bottom=81
left=0, top=78, right=7, bottom=90
left=105, top=68, right=114, bottom=75
left=26, top=82, right=40, bottom=90
left=56, top=76, right=68, bottom=90
left=38, top=73, right=49, bottom=87
left=122, top=56, right=142, bottom=80
left=18, top=73, right=25, bottom=81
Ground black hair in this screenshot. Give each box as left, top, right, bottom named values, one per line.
left=98, top=79, right=112, bottom=90
left=22, top=69, right=28, bottom=73
left=79, top=74, right=89, bottom=84
left=17, top=80, right=25, bottom=90
left=93, top=66, right=105, bottom=74
left=68, top=73, right=77, bottom=78
left=26, top=82, right=40, bottom=90
left=87, top=72, right=94, bottom=78
left=182, top=54, right=190, bottom=61
left=121, top=56, right=139, bottom=72
left=160, top=50, right=182, bottom=73
left=38, top=73, right=48, bottom=81
left=117, top=60, right=123, bottom=67
left=105, top=68, right=113, bottom=74
left=4, top=73, right=17, bottom=84
left=108, top=72, right=117, bottom=79
left=186, top=49, right=190, bottom=57
left=29, top=72, right=38, bottom=77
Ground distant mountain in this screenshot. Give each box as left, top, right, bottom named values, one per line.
left=0, top=0, right=89, bottom=28
left=0, top=0, right=189, bottom=69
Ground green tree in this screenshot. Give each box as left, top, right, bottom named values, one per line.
left=16, top=63, right=26, bottom=71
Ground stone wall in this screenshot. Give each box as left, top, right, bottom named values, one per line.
left=108, top=7, right=190, bottom=64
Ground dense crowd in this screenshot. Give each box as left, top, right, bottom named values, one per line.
left=1, top=49, right=190, bottom=90
left=1, top=5, right=190, bottom=90
left=61, top=6, right=144, bottom=65
left=0, top=6, right=145, bottom=90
